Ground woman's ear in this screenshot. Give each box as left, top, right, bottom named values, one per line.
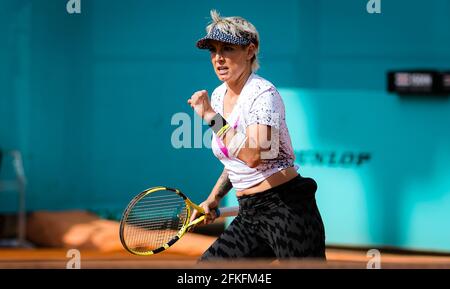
left=247, top=43, right=256, bottom=61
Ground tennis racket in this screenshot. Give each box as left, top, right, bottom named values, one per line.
left=119, top=186, right=239, bottom=256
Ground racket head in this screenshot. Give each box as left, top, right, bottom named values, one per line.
left=119, top=186, right=199, bottom=256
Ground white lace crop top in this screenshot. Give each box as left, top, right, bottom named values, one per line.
left=210, top=73, right=298, bottom=191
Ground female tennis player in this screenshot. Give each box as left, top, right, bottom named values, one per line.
left=188, top=10, right=326, bottom=260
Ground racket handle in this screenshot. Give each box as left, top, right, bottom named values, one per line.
left=215, top=206, right=239, bottom=218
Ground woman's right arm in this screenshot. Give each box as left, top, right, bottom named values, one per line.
left=209, top=168, right=233, bottom=203
left=191, top=168, right=233, bottom=224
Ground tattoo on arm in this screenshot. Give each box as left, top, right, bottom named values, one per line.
left=215, top=169, right=233, bottom=199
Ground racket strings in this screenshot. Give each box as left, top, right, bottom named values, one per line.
left=123, top=190, right=188, bottom=253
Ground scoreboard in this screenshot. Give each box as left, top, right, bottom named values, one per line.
left=387, top=70, right=450, bottom=96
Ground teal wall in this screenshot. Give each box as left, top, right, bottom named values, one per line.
left=282, top=89, right=450, bottom=252
left=1, top=0, right=449, bottom=251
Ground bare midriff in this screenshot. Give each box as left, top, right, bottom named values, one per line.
left=235, top=166, right=299, bottom=197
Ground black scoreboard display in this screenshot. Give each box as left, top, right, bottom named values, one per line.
left=387, top=70, right=450, bottom=96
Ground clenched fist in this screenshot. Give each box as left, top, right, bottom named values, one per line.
left=187, top=90, right=216, bottom=123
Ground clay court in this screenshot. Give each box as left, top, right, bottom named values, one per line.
left=0, top=210, right=447, bottom=269
left=1, top=246, right=449, bottom=269
left=2, top=0, right=450, bottom=273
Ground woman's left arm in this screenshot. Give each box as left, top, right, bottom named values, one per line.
left=188, top=89, right=276, bottom=168
left=222, top=124, right=272, bottom=168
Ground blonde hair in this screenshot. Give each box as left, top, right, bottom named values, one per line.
left=205, top=10, right=260, bottom=72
